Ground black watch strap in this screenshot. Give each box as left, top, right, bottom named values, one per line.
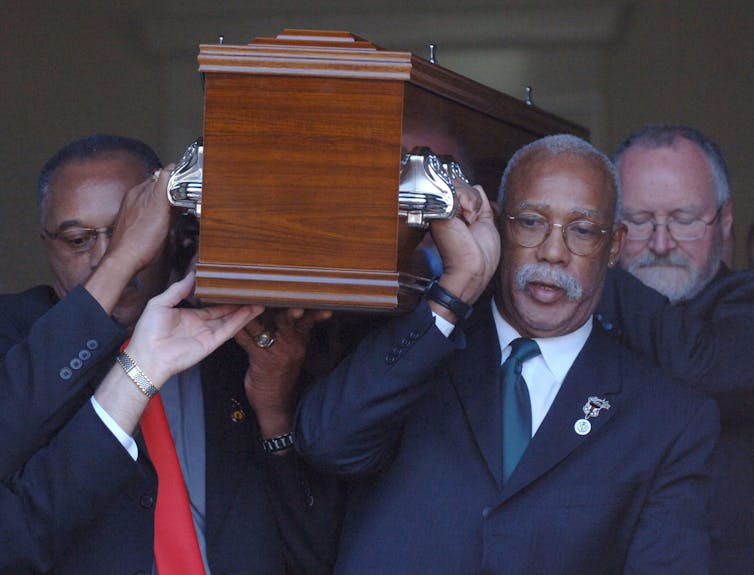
left=425, top=278, right=473, bottom=321
left=261, top=432, right=294, bottom=453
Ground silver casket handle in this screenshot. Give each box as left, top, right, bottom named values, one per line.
left=167, top=138, right=204, bottom=217
left=399, top=147, right=468, bottom=228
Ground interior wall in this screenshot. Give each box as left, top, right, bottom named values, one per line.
left=1, top=0, right=751, bottom=293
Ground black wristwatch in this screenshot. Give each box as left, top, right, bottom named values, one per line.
left=261, top=432, right=294, bottom=453
left=424, top=278, right=474, bottom=321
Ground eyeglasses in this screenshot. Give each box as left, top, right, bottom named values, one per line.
left=504, top=212, right=610, bottom=257
left=623, top=207, right=722, bottom=242
left=42, top=226, right=113, bottom=253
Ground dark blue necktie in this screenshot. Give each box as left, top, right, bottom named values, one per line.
left=501, top=338, right=541, bottom=482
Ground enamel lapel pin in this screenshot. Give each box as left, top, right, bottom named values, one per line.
left=574, top=396, right=611, bottom=436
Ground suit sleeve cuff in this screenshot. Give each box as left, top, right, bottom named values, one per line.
left=432, top=311, right=456, bottom=338
left=90, top=396, right=138, bottom=461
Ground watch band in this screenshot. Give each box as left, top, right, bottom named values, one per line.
left=117, top=351, right=159, bottom=399
left=425, top=278, right=474, bottom=321
left=261, top=432, right=294, bottom=453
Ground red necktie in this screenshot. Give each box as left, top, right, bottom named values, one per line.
left=141, top=395, right=207, bottom=574
left=120, top=341, right=204, bottom=572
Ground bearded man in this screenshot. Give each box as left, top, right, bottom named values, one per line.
left=614, top=124, right=733, bottom=303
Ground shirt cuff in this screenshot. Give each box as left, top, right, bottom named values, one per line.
left=90, top=396, right=139, bottom=461
left=432, top=311, right=455, bottom=337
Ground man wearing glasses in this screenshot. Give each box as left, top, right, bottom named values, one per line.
left=614, top=125, right=733, bottom=303
left=606, top=125, right=753, bottom=574
left=294, top=134, right=718, bottom=574
left=0, top=135, right=339, bottom=574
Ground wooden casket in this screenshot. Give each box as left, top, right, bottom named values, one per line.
left=175, top=29, right=587, bottom=311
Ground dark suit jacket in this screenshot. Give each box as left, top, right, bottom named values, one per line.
left=295, top=299, right=719, bottom=575
left=0, top=285, right=340, bottom=575
left=597, top=266, right=754, bottom=408
left=598, top=266, right=754, bottom=573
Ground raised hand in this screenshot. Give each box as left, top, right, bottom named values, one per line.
left=125, top=272, right=264, bottom=386
left=84, top=166, right=176, bottom=318
left=430, top=182, right=500, bottom=314
left=94, top=273, right=263, bottom=434
left=235, top=308, right=333, bottom=439
left=107, top=165, right=175, bottom=274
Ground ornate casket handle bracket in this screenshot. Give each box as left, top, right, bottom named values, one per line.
left=399, top=146, right=469, bottom=229
left=167, top=138, right=204, bottom=217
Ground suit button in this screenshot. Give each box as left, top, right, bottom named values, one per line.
left=139, top=494, right=156, bottom=509
left=70, top=358, right=83, bottom=370
left=79, top=349, right=92, bottom=361
left=59, top=367, right=72, bottom=380
left=482, top=506, right=492, bottom=518
left=86, top=339, right=99, bottom=350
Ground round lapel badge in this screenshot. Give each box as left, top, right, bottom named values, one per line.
left=574, top=418, right=592, bottom=436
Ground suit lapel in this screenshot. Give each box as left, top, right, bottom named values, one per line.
left=500, top=326, right=622, bottom=501
left=450, top=303, right=505, bottom=487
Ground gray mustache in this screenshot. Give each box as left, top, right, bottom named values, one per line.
left=515, top=264, right=583, bottom=300
left=632, top=250, right=690, bottom=270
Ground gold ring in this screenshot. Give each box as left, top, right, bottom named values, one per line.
left=253, top=331, right=276, bottom=349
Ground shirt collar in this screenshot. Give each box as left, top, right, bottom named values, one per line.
left=490, top=298, right=592, bottom=384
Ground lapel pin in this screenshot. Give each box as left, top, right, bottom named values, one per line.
left=230, top=397, right=246, bottom=423
left=574, top=396, right=611, bottom=436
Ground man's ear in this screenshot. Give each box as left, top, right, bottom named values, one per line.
left=607, top=223, right=626, bottom=268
